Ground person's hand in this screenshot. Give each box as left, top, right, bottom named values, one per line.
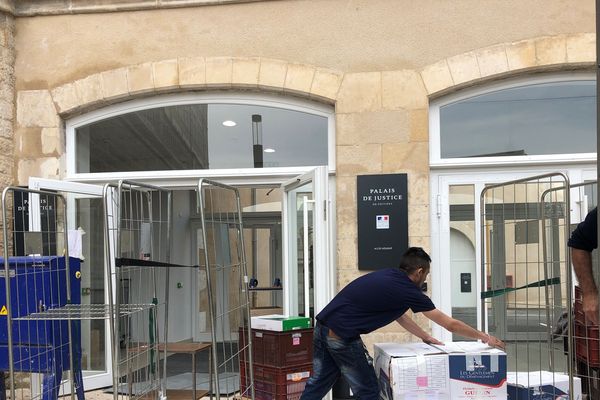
left=422, top=335, right=444, bottom=345
left=483, top=334, right=505, bottom=350
left=583, top=291, right=599, bottom=325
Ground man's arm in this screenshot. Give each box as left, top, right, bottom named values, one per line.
left=572, top=247, right=599, bottom=324
left=396, top=314, right=443, bottom=345
left=422, top=308, right=505, bottom=350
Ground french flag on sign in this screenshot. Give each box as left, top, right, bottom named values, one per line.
left=376, top=215, right=390, bottom=229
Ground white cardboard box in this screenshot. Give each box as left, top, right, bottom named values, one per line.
left=249, top=314, right=311, bottom=331
left=374, top=342, right=507, bottom=400
left=507, top=371, right=581, bottom=400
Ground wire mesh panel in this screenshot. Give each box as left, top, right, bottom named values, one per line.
left=196, top=179, right=253, bottom=400
left=1, top=187, right=83, bottom=400
left=480, top=173, right=576, bottom=397
left=567, top=180, right=600, bottom=399
left=105, top=181, right=172, bottom=400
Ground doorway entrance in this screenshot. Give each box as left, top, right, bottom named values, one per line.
left=29, top=167, right=334, bottom=390
left=431, top=167, right=597, bottom=342
left=50, top=91, right=336, bottom=390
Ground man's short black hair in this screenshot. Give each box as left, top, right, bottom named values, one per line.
left=398, top=247, right=431, bottom=274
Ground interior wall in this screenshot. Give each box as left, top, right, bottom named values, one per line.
left=168, top=190, right=194, bottom=342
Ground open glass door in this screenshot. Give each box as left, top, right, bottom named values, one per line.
left=281, top=166, right=332, bottom=318
left=28, top=178, right=114, bottom=390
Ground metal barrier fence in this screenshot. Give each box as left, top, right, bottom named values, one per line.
left=104, top=181, right=172, bottom=400
left=197, top=179, right=253, bottom=400
left=0, top=181, right=173, bottom=400
left=2, top=178, right=254, bottom=400
left=567, top=180, right=599, bottom=399
left=480, top=173, right=600, bottom=399
left=1, top=187, right=82, bottom=400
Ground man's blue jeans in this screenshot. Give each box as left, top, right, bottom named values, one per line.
left=300, top=321, right=379, bottom=399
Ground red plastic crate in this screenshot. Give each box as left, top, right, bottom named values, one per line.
left=575, top=299, right=586, bottom=324
left=240, top=361, right=312, bottom=400
left=239, top=327, right=313, bottom=367
left=575, top=321, right=600, bottom=367
left=574, top=286, right=586, bottom=324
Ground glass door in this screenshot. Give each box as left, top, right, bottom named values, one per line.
left=28, top=178, right=114, bottom=390
left=282, top=166, right=332, bottom=318
left=432, top=167, right=597, bottom=343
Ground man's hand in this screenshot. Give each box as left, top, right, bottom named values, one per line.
left=583, top=291, right=599, bottom=325
left=483, top=334, right=505, bottom=351
left=422, top=335, right=443, bottom=345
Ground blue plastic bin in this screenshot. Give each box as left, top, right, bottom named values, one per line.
left=0, top=256, right=84, bottom=400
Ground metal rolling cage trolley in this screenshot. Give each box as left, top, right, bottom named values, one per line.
left=1, top=187, right=84, bottom=400
left=196, top=179, right=254, bottom=400
left=480, top=173, right=577, bottom=399
left=104, top=180, right=173, bottom=400
left=566, top=180, right=600, bottom=399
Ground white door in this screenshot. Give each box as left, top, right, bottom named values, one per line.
left=28, top=177, right=115, bottom=390
left=431, top=167, right=596, bottom=342
left=282, top=166, right=333, bottom=318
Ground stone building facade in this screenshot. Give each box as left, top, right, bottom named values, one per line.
left=0, top=4, right=13, bottom=190
left=0, top=0, right=596, bottom=369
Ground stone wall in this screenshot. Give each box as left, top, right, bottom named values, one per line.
left=13, top=0, right=262, bottom=16
left=9, top=0, right=597, bottom=347
left=0, top=10, right=14, bottom=188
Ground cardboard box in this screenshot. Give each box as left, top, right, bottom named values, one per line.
left=250, top=307, right=284, bottom=317
left=374, top=341, right=507, bottom=400
left=250, top=314, right=311, bottom=331
left=507, top=371, right=581, bottom=400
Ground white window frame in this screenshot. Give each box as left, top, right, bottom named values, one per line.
left=430, top=165, right=597, bottom=341
left=66, top=92, right=336, bottom=182
left=429, top=71, right=597, bottom=169
left=430, top=72, right=597, bottom=340
left=60, top=92, right=338, bottom=395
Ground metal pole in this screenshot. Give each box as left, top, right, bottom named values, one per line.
left=234, top=184, right=254, bottom=400
left=161, top=190, right=172, bottom=399
left=303, top=196, right=310, bottom=318
left=103, top=183, right=119, bottom=400
left=197, top=179, right=222, bottom=400
left=60, top=194, right=77, bottom=400
left=593, top=1, right=600, bottom=395
left=2, top=187, right=15, bottom=400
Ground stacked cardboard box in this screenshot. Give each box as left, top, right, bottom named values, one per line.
left=250, top=314, right=311, bottom=331
left=507, top=371, right=581, bottom=400
left=374, top=341, right=507, bottom=400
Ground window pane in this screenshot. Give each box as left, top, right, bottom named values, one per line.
left=440, top=80, right=596, bottom=158
left=449, top=185, right=477, bottom=341
left=76, top=103, right=328, bottom=172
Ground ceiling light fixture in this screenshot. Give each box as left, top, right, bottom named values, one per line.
left=264, top=148, right=275, bottom=153
left=222, top=120, right=237, bottom=127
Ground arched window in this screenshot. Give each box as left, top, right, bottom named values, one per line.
left=430, top=73, right=596, bottom=167
left=69, top=93, right=333, bottom=174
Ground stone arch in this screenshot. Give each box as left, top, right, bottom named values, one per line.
left=49, top=57, right=344, bottom=117
left=419, top=33, right=595, bottom=97
left=15, top=57, right=342, bottom=183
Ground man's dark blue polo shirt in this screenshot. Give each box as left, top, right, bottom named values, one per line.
left=568, top=207, right=598, bottom=252
left=315, top=268, right=435, bottom=340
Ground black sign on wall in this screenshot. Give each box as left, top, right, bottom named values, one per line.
left=357, top=174, right=408, bottom=270
left=13, top=190, right=57, bottom=256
